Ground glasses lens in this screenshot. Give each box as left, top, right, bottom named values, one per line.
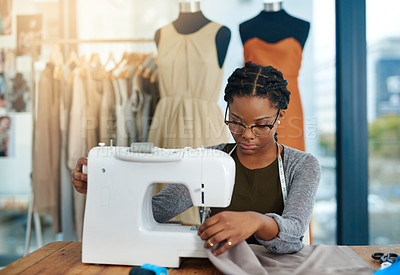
left=252, top=126, right=271, bottom=137
left=228, top=122, right=245, bottom=134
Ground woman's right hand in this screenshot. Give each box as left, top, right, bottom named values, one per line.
left=71, top=157, right=88, bottom=194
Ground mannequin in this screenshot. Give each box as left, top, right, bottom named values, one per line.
left=240, top=1, right=309, bottom=49
left=154, top=1, right=230, bottom=68
left=149, top=0, right=231, bottom=148
left=239, top=0, right=310, bottom=151
left=264, top=0, right=283, bottom=12
left=148, top=1, right=231, bottom=225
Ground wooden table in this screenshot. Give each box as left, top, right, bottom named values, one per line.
left=349, top=244, right=400, bottom=270
left=1, top=241, right=400, bottom=274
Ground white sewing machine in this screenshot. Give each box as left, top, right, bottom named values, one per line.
left=82, top=143, right=235, bottom=267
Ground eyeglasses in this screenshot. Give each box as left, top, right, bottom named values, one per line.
left=224, top=105, right=280, bottom=137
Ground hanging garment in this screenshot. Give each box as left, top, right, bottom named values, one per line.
left=148, top=22, right=229, bottom=148
left=136, top=56, right=159, bottom=142
left=149, top=68, right=160, bottom=117
left=125, top=66, right=142, bottom=144
left=140, top=80, right=153, bottom=142
left=58, top=64, right=77, bottom=240
left=67, top=65, right=88, bottom=241
left=112, top=67, right=130, bottom=146
left=126, top=72, right=143, bottom=143
left=99, top=72, right=117, bottom=145
left=243, top=37, right=305, bottom=151
left=67, top=66, right=88, bottom=170
left=86, top=65, right=105, bottom=151
left=32, top=62, right=61, bottom=233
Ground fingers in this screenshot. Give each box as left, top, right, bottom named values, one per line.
left=74, top=185, right=87, bottom=194
left=75, top=157, right=87, bottom=172
left=71, top=166, right=87, bottom=183
left=71, top=157, right=88, bottom=194
left=71, top=175, right=87, bottom=194
left=198, top=215, right=236, bottom=256
left=209, top=239, right=235, bottom=256
left=202, top=223, right=233, bottom=248
left=198, top=215, right=219, bottom=234
left=72, top=169, right=87, bottom=182
left=205, top=231, right=237, bottom=256
left=198, top=211, right=253, bottom=256
left=199, top=222, right=224, bottom=244
left=71, top=176, right=87, bottom=188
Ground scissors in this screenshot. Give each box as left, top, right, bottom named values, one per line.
left=371, top=252, right=399, bottom=269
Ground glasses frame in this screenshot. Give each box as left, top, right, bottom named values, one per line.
left=224, top=105, right=281, bottom=137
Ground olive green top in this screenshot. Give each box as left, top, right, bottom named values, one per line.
left=211, top=143, right=284, bottom=244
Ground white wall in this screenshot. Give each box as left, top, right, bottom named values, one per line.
left=0, top=0, right=42, bottom=195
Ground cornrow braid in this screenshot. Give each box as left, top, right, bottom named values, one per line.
left=224, top=61, right=291, bottom=110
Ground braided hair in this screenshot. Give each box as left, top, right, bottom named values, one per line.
left=224, top=61, right=290, bottom=110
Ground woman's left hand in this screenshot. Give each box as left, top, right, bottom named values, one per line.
left=197, top=211, right=262, bottom=256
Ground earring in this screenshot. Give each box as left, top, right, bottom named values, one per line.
left=278, top=120, right=281, bottom=124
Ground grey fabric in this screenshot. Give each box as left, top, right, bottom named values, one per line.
left=140, top=91, right=152, bottom=142
left=59, top=66, right=77, bottom=241
left=125, top=72, right=142, bottom=144
left=206, top=241, right=268, bottom=275
left=205, top=242, right=374, bottom=275
left=152, top=144, right=321, bottom=254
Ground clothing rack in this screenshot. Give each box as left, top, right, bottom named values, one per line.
left=25, top=37, right=156, bottom=255
left=30, top=38, right=155, bottom=45
left=28, top=38, right=156, bottom=60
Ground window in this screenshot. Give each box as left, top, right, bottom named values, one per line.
left=367, top=0, right=400, bottom=245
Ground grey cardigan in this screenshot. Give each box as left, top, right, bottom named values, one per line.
left=152, top=144, right=321, bottom=254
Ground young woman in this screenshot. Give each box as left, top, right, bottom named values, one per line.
left=71, top=62, right=320, bottom=256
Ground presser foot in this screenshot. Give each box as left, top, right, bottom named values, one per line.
left=199, top=206, right=211, bottom=224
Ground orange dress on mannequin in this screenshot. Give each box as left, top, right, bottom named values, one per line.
left=243, top=37, right=305, bottom=151
left=240, top=9, right=309, bottom=151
